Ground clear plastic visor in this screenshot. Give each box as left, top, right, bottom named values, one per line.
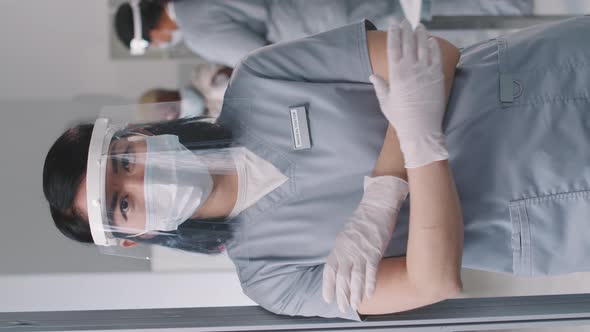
left=86, top=102, right=242, bottom=260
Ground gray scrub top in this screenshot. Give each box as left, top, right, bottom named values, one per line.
left=426, top=0, right=533, bottom=17
left=219, top=17, right=590, bottom=321
left=173, top=0, right=532, bottom=67
left=172, top=0, right=402, bottom=67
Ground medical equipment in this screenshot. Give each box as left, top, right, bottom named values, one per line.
left=322, top=176, right=409, bottom=312
left=400, top=0, right=423, bottom=28
left=142, top=134, right=214, bottom=233
left=370, top=21, right=448, bottom=168
left=85, top=102, right=247, bottom=259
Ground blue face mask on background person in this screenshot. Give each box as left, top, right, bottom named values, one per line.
left=143, top=134, right=213, bottom=232
left=179, top=87, right=205, bottom=118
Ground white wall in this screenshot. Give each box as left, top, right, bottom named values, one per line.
left=0, top=272, right=254, bottom=312
left=0, top=0, right=180, bottom=275
left=0, top=0, right=179, bottom=101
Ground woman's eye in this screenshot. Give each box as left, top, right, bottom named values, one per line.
left=120, top=196, right=129, bottom=215
left=122, top=146, right=135, bottom=172
left=122, top=157, right=131, bottom=172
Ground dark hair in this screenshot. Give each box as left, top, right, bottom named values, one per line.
left=44, top=124, right=95, bottom=243
left=114, top=0, right=166, bottom=49
left=43, top=117, right=235, bottom=254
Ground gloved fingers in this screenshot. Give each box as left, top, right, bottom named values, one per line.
left=349, top=263, right=365, bottom=311
left=400, top=20, right=416, bottom=62
left=322, top=262, right=337, bottom=304
left=428, top=37, right=441, bottom=67
left=364, top=259, right=378, bottom=299
left=335, top=263, right=352, bottom=313
left=415, top=23, right=429, bottom=65
left=387, top=21, right=403, bottom=69
left=389, top=16, right=402, bottom=26
left=369, top=74, right=389, bottom=101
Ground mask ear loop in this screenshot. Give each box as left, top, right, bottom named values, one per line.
left=125, top=231, right=149, bottom=239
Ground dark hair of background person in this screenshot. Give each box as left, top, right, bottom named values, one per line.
left=114, top=0, right=167, bottom=48
left=43, top=117, right=235, bottom=255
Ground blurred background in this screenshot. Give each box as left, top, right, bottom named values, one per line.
left=1, top=1, right=590, bottom=331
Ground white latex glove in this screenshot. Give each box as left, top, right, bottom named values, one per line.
left=369, top=20, right=449, bottom=168
left=322, top=176, right=409, bottom=313
left=399, top=0, right=422, bottom=29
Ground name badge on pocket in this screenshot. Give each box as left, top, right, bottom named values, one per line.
left=288, top=105, right=312, bottom=150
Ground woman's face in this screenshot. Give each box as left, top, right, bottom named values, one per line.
left=74, top=136, right=149, bottom=237
left=73, top=132, right=229, bottom=242
left=103, top=136, right=148, bottom=234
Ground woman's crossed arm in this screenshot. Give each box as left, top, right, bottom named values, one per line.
left=356, top=26, right=463, bottom=315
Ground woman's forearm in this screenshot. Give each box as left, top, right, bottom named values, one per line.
left=406, top=161, right=463, bottom=295
left=368, top=30, right=463, bottom=294
left=402, top=37, right=463, bottom=295
left=372, top=125, right=407, bottom=180
left=372, top=119, right=464, bottom=297
left=372, top=131, right=463, bottom=296
left=369, top=32, right=460, bottom=180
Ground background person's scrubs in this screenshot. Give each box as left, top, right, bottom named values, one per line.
left=173, top=0, right=533, bottom=67
left=218, top=17, right=590, bottom=321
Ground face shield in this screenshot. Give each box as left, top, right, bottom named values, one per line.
left=86, top=102, right=244, bottom=259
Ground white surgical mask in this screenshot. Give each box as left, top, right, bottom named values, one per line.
left=144, top=135, right=213, bottom=232
left=227, top=148, right=288, bottom=218
left=179, top=87, right=205, bottom=118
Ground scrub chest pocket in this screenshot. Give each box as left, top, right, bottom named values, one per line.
left=498, top=17, right=590, bottom=276
left=497, top=17, right=590, bottom=109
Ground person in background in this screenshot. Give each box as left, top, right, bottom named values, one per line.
left=114, top=0, right=532, bottom=67
left=190, top=63, right=232, bottom=118
left=138, top=63, right=232, bottom=120
left=114, top=0, right=181, bottom=55
left=139, top=87, right=205, bottom=121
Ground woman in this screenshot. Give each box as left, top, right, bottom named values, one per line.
left=137, top=64, right=232, bottom=120
left=44, top=17, right=590, bottom=320
left=190, top=63, right=233, bottom=118
left=138, top=87, right=206, bottom=120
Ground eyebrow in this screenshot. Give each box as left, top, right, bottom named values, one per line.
left=110, top=140, right=120, bottom=175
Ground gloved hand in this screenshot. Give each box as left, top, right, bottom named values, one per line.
left=369, top=20, right=449, bottom=168
left=322, top=176, right=409, bottom=312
